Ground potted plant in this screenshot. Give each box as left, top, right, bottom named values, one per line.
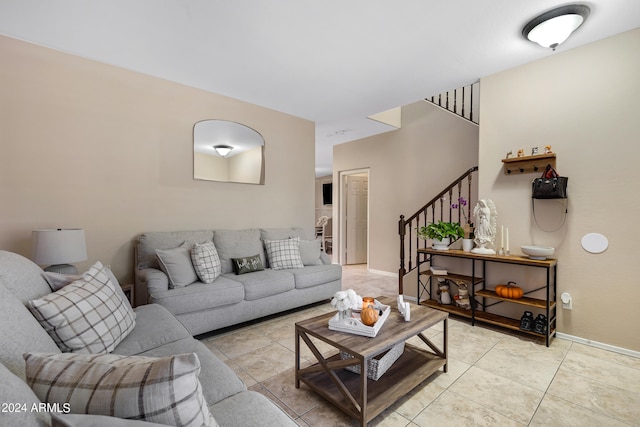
left=418, top=221, right=464, bottom=250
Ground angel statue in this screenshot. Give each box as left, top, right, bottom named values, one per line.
left=471, top=199, right=497, bottom=254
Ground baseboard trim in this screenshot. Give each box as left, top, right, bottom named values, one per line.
left=554, top=333, right=639, bottom=359
left=367, top=269, right=398, bottom=278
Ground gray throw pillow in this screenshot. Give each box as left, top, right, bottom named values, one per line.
left=156, top=244, right=198, bottom=288
left=299, top=239, right=323, bottom=265
left=231, top=254, right=264, bottom=275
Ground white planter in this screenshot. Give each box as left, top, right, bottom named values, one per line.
left=462, top=238, right=474, bottom=252
left=432, top=237, right=451, bottom=250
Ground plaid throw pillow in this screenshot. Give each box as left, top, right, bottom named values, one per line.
left=191, top=241, right=222, bottom=283
left=264, top=237, right=304, bottom=270
left=28, top=261, right=136, bottom=354
left=24, top=352, right=218, bottom=427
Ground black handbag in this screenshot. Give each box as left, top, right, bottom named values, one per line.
left=532, top=164, right=568, bottom=199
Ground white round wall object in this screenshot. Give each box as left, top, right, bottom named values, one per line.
left=581, top=233, right=608, bottom=254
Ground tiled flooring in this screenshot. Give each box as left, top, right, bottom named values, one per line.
left=200, top=265, right=640, bottom=426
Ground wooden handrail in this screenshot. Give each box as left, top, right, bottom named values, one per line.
left=398, top=166, right=478, bottom=294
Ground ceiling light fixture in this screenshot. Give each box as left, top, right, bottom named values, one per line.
left=213, top=144, right=233, bottom=157
left=522, top=4, right=590, bottom=50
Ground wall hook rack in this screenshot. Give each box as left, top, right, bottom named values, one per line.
left=502, top=153, right=556, bottom=175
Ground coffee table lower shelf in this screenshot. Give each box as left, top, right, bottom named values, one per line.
left=297, top=344, right=446, bottom=423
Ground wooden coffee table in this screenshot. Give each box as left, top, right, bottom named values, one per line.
left=295, top=296, right=447, bottom=426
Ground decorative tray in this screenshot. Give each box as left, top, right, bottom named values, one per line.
left=328, top=301, right=390, bottom=337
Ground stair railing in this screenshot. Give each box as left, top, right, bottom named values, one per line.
left=425, top=82, right=479, bottom=125
left=398, top=166, right=478, bottom=294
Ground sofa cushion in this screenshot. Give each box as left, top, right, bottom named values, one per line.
left=288, top=264, right=343, bottom=289
left=150, top=277, right=244, bottom=315
left=264, top=237, right=304, bottom=270
left=231, top=254, right=264, bottom=275
left=209, top=390, right=296, bottom=427
left=214, top=229, right=265, bottom=274
left=138, top=337, right=246, bottom=405
left=0, top=283, right=61, bottom=380
left=136, top=230, right=214, bottom=271
left=112, top=304, right=191, bottom=356
left=28, top=261, right=136, bottom=354
left=0, top=361, right=51, bottom=427
left=222, top=269, right=295, bottom=301
left=0, top=250, right=53, bottom=303
left=191, top=241, right=222, bottom=283
left=25, top=352, right=217, bottom=427
left=259, top=227, right=306, bottom=241
left=156, top=245, right=198, bottom=288
left=299, top=239, right=323, bottom=265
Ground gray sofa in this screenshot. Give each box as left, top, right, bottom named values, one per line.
left=135, top=227, right=342, bottom=336
left=0, top=250, right=296, bottom=427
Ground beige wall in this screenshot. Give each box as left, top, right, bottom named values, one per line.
left=333, top=100, right=479, bottom=276
left=478, top=29, right=640, bottom=351
left=0, top=36, right=316, bottom=283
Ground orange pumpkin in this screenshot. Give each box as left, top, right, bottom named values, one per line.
left=495, top=281, right=523, bottom=299
left=361, top=303, right=379, bottom=326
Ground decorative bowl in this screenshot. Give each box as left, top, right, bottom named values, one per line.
left=520, top=245, right=554, bottom=260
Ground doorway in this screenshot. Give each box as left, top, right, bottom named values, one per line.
left=339, top=169, right=369, bottom=266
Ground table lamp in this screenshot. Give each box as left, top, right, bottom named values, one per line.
left=31, top=228, right=88, bottom=274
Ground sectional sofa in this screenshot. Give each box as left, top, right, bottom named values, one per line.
left=135, top=227, right=342, bottom=336
left=0, top=250, right=296, bottom=427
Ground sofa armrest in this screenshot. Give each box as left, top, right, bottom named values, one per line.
left=138, top=268, right=169, bottom=301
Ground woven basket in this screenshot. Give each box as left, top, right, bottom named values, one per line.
left=340, top=341, right=404, bottom=381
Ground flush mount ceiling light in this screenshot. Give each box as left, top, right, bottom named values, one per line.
left=522, top=4, right=590, bottom=50
left=213, top=144, right=233, bottom=157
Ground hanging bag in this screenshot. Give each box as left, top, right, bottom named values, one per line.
left=532, top=164, right=568, bottom=199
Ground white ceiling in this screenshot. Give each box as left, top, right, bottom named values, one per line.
left=1, top=1, right=639, bottom=176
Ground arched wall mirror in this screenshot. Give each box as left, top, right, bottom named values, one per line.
left=193, top=120, right=265, bottom=184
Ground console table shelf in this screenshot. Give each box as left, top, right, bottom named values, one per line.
left=417, top=249, right=557, bottom=346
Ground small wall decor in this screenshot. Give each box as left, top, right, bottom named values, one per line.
left=502, top=152, right=556, bottom=174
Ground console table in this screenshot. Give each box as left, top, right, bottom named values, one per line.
left=417, top=249, right=557, bottom=346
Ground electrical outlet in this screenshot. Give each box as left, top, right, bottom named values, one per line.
left=561, top=292, right=572, bottom=310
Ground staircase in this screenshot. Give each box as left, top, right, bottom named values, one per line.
left=425, top=82, right=479, bottom=125
left=398, top=166, right=478, bottom=294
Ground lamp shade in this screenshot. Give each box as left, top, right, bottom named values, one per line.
left=31, top=229, right=87, bottom=266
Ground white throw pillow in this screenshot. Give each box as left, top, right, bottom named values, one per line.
left=24, top=352, right=218, bottom=427
left=28, top=261, right=136, bottom=354
left=156, top=244, right=198, bottom=288
left=191, top=241, right=222, bottom=283
left=264, top=237, right=304, bottom=270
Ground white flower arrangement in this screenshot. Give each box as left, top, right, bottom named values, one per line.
left=331, top=289, right=363, bottom=312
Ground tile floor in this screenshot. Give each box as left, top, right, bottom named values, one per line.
left=200, top=265, right=640, bottom=426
